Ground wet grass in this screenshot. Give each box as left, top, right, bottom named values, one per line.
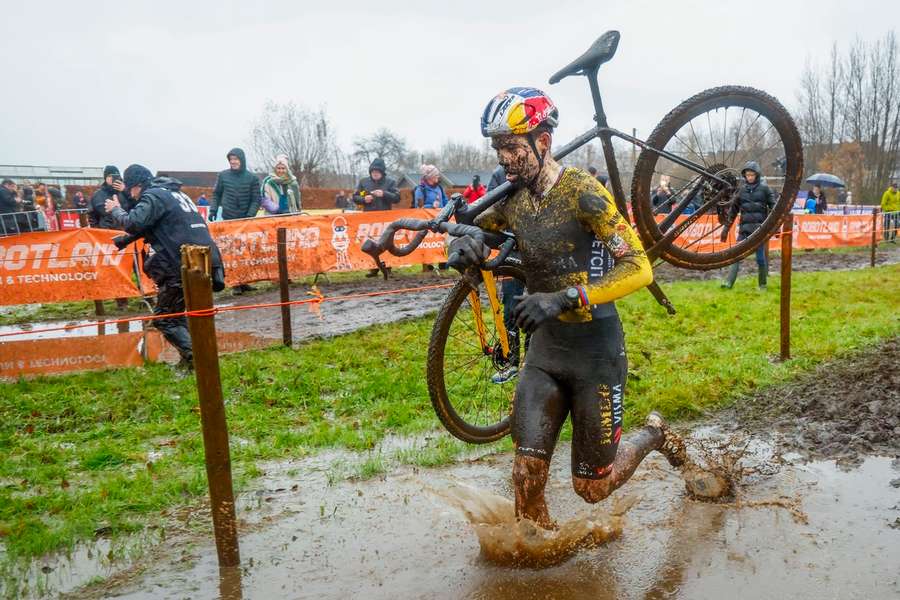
left=0, top=264, right=898, bottom=578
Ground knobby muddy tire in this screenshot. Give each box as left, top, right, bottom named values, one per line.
left=631, top=85, right=804, bottom=270
left=426, top=265, right=526, bottom=444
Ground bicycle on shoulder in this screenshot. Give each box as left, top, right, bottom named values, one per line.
left=362, top=30, right=803, bottom=444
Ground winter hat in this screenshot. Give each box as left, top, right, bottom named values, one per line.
left=103, top=165, right=120, bottom=178
left=123, top=164, right=153, bottom=190
left=272, top=154, right=296, bottom=182
left=420, top=164, right=440, bottom=180
left=369, top=157, right=387, bottom=176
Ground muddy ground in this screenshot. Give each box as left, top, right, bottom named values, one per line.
left=26, top=338, right=898, bottom=600
left=215, top=245, right=900, bottom=344
left=730, top=337, right=900, bottom=464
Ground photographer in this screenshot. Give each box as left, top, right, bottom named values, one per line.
left=106, top=164, right=225, bottom=367
left=90, top=166, right=131, bottom=228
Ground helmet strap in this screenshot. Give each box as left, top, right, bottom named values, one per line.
left=525, top=132, right=548, bottom=188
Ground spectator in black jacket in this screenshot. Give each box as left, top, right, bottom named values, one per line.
left=90, top=166, right=131, bottom=229
left=211, top=147, right=261, bottom=221
left=353, top=158, right=400, bottom=212
left=0, top=179, right=20, bottom=235
left=651, top=178, right=673, bottom=214
left=211, top=147, right=261, bottom=293
left=722, top=160, right=775, bottom=290
left=355, top=158, right=400, bottom=276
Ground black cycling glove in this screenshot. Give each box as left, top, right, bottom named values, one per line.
left=448, top=235, right=489, bottom=269
left=512, top=292, right=577, bottom=333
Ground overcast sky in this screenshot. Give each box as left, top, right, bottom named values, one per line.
left=1, top=0, right=895, bottom=173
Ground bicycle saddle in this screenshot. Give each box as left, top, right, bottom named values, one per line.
left=549, top=30, right=621, bottom=84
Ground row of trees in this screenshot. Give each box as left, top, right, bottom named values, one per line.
left=795, top=31, right=900, bottom=200
left=248, top=102, right=619, bottom=188
left=249, top=102, right=500, bottom=188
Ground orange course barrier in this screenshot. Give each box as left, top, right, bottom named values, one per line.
left=0, top=330, right=147, bottom=378
left=0, top=209, right=883, bottom=307
left=779, top=214, right=876, bottom=249
left=0, top=228, right=149, bottom=305
left=208, top=208, right=446, bottom=286
left=654, top=213, right=877, bottom=251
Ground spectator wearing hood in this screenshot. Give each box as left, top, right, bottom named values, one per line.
left=89, top=165, right=131, bottom=229
left=413, top=164, right=447, bottom=209
left=353, top=158, right=400, bottom=212
left=463, top=175, right=486, bottom=204
left=260, top=154, right=301, bottom=215
left=211, top=147, right=261, bottom=221
left=355, top=158, right=400, bottom=276
left=722, top=160, right=775, bottom=290
left=105, top=164, right=225, bottom=366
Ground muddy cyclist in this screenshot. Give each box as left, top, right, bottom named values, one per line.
left=449, top=87, right=687, bottom=527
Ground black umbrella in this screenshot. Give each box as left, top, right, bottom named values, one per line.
left=806, top=173, right=846, bottom=188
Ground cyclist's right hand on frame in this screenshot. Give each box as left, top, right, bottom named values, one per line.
left=448, top=235, right=489, bottom=270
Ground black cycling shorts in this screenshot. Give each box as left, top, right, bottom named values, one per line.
left=512, top=316, right=626, bottom=479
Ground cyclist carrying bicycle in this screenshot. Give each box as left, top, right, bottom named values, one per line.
left=449, top=87, right=687, bottom=528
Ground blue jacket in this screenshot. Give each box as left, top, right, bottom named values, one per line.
left=413, top=182, right=447, bottom=208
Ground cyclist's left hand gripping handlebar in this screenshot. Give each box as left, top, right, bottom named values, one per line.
left=444, top=223, right=516, bottom=272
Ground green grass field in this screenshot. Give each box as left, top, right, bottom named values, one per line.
left=0, top=264, right=897, bottom=570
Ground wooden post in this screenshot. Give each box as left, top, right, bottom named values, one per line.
left=181, top=244, right=240, bottom=568
left=870, top=208, right=878, bottom=268
left=276, top=228, right=292, bottom=347
left=779, top=215, right=794, bottom=361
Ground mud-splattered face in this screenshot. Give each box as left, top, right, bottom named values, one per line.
left=491, top=133, right=547, bottom=186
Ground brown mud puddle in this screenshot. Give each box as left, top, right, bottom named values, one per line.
left=59, top=433, right=900, bottom=600
left=434, top=484, right=635, bottom=568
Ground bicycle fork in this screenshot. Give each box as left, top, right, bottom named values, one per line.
left=467, top=270, right=511, bottom=359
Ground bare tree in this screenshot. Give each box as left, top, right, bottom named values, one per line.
left=352, top=128, right=409, bottom=174
left=796, top=31, right=900, bottom=201
left=424, top=139, right=497, bottom=172
left=249, top=101, right=342, bottom=187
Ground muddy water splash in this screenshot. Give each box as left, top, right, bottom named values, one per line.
left=679, top=432, right=782, bottom=501
left=433, top=483, right=637, bottom=568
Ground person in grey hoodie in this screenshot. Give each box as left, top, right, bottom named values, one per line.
left=211, top=148, right=261, bottom=221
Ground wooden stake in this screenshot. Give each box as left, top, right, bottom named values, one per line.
left=181, top=244, right=240, bottom=567
left=779, top=215, right=794, bottom=361
left=870, top=208, right=878, bottom=268
left=276, top=228, right=292, bottom=347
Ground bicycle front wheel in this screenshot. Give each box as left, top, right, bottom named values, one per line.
left=631, top=85, right=803, bottom=270
left=426, top=265, right=526, bottom=444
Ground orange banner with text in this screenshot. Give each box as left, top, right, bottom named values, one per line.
left=776, top=214, right=876, bottom=249
left=208, top=209, right=447, bottom=286
left=0, top=210, right=881, bottom=306
left=0, top=331, right=147, bottom=378
left=0, top=228, right=148, bottom=305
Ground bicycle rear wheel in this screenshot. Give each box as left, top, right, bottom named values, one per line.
left=427, top=265, right=526, bottom=444
left=631, top=85, right=803, bottom=270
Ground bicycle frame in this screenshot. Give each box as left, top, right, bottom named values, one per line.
left=456, top=66, right=730, bottom=241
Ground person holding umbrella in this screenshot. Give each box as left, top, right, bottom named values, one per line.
left=805, top=184, right=827, bottom=214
